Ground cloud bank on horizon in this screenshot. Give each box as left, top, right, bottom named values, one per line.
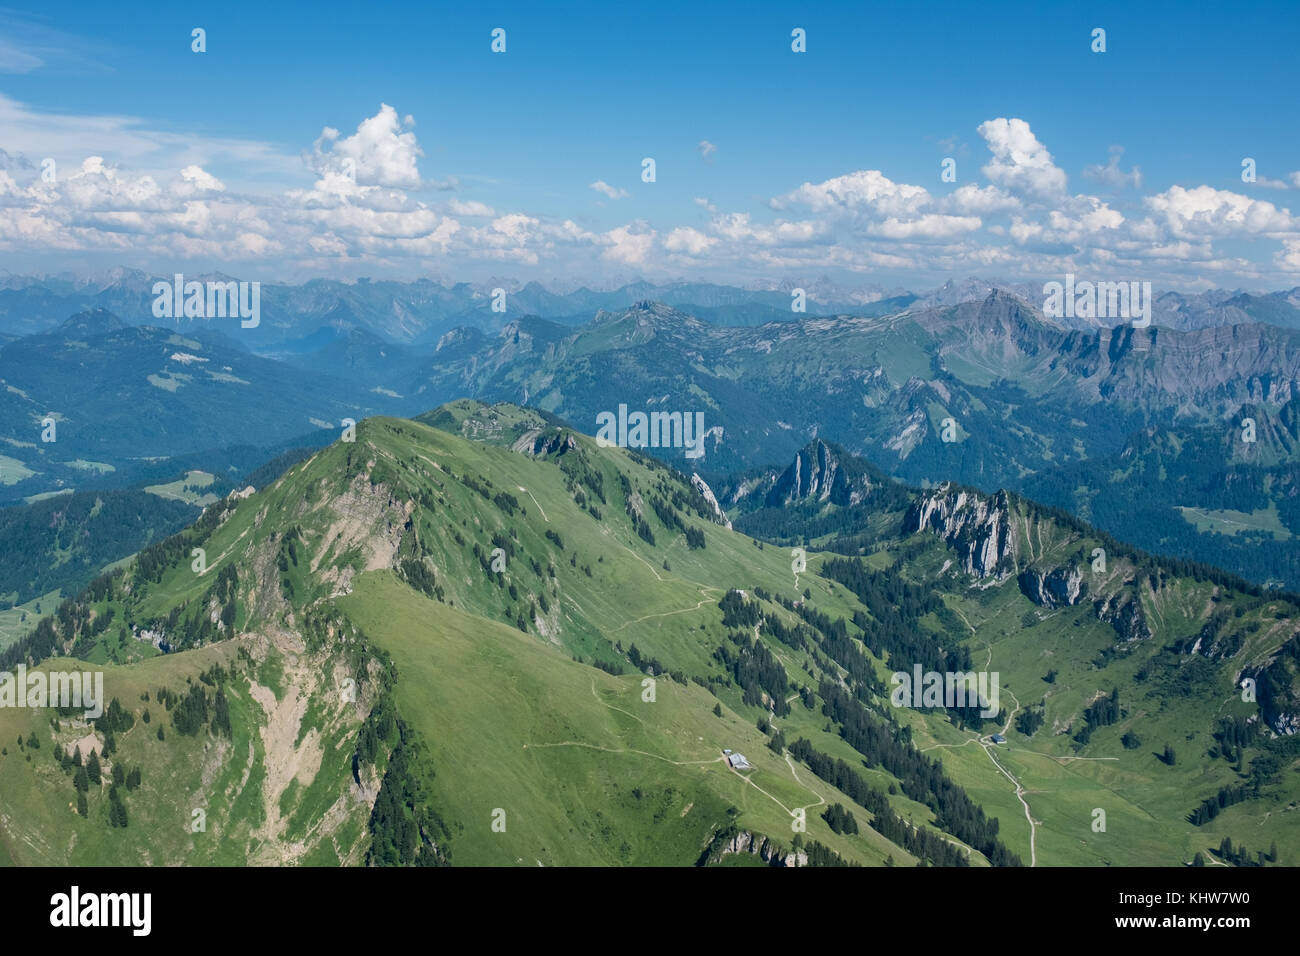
left=1, top=2, right=1298, bottom=290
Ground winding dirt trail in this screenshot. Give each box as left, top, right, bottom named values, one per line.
left=602, top=526, right=664, bottom=581
left=610, top=588, right=722, bottom=633
left=529, top=677, right=826, bottom=825
left=526, top=740, right=725, bottom=767
left=919, top=682, right=1039, bottom=866
left=517, top=485, right=548, bottom=522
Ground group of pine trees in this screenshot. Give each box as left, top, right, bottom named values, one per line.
left=556, top=441, right=606, bottom=508
left=353, top=680, right=449, bottom=866
left=1190, top=780, right=1262, bottom=825
left=453, top=469, right=521, bottom=518
left=398, top=557, right=441, bottom=601
left=156, top=668, right=233, bottom=738
left=820, top=557, right=982, bottom=726
left=1016, top=706, right=1045, bottom=737
left=789, top=737, right=970, bottom=868
left=1210, top=714, right=1261, bottom=763
left=716, top=569, right=1021, bottom=866
left=57, top=738, right=142, bottom=825
left=1212, top=836, right=1278, bottom=867
left=647, top=495, right=707, bottom=550
left=822, top=802, right=859, bottom=835
left=817, top=681, right=1021, bottom=866
left=1074, top=688, right=1122, bottom=745
left=713, top=629, right=791, bottom=716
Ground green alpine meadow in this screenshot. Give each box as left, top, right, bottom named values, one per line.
left=2, top=400, right=1296, bottom=867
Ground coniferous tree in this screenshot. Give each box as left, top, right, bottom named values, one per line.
left=211, top=687, right=232, bottom=737
left=108, top=788, right=128, bottom=828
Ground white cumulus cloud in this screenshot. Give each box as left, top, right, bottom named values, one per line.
left=308, top=104, right=424, bottom=189
left=978, top=117, right=1067, bottom=200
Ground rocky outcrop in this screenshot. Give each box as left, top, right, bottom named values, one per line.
left=910, top=484, right=1155, bottom=644
left=904, top=484, right=1017, bottom=578
left=514, top=428, right=576, bottom=458
left=1093, top=592, right=1152, bottom=643
left=690, top=473, right=732, bottom=529
left=1249, top=654, right=1300, bottom=736
left=1018, top=566, right=1086, bottom=608
left=719, top=439, right=881, bottom=511
left=702, top=829, right=807, bottom=867
left=764, top=437, right=868, bottom=504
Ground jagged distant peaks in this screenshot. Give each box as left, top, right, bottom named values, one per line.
left=717, top=439, right=889, bottom=511
left=767, top=439, right=866, bottom=507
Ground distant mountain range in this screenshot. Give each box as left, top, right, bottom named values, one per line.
left=5, top=285, right=1300, bottom=590
left=3, top=270, right=1299, bottom=348
left=0, top=268, right=915, bottom=345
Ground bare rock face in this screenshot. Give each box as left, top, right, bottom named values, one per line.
left=716, top=830, right=807, bottom=867
left=904, top=484, right=1016, bottom=578
left=718, top=439, right=883, bottom=511
left=777, top=439, right=841, bottom=504
left=690, top=473, right=732, bottom=529
left=1270, top=709, right=1300, bottom=736
left=1248, top=658, right=1300, bottom=736
left=1093, top=592, right=1152, bottom=643
left=513, top=428, right=577, bottom=458
left=1018, top=566, right=1086, bottom=608
left=763, top=439, right=875, bottom=507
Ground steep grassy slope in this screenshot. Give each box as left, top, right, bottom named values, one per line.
left=2, top=402, right=1296, bottom=867
left=339, top=572, right=909, bottom=866
left=0, top=404, right=945, bottom=865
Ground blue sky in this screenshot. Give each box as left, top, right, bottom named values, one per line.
left=1, top=0, right=1299, bottom=290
